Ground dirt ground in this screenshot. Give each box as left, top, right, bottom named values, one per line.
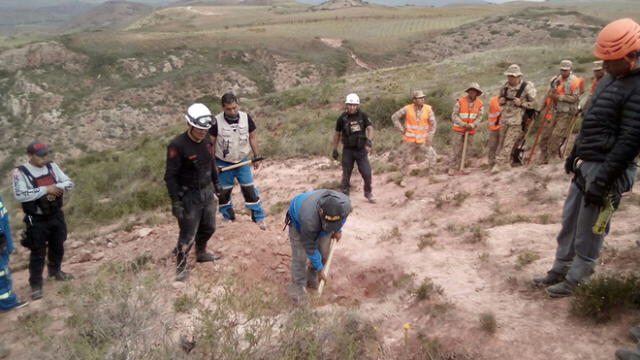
left=1, top=156, right=639, bottom=359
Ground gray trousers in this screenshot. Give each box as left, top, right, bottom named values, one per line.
left=550, top=161, right=636, bottom=283
left=288, top=226, right=332, bottom=299
left=341, top=147, right=372, bottom=195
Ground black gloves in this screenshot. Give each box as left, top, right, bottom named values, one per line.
left=365, top=139, right=373, bottom=148
left=565, top=147, right=578, bottom=174
left=584, top=178, right=609, bottom=207
left=332, top=149, right=339, bottom=161
left=213, top=182, right=222, bottom=198
left=172, top=200, right=185, bottom=219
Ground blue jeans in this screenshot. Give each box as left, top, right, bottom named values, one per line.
left=216, top=158, right=265, bottom=222
left=0, top=260, right=18, bottom=310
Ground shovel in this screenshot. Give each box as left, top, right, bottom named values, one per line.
left=317, top=237, right=337, bottom=296
left=456, top=130, right=470, bottom=175
left=219, top=156, right=265, bottom=172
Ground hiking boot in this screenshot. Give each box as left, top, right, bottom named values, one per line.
left=49, top=271, right=74, bottom=281
left=532, top=271, right=565, bottom=287
left=545, top=280, right=576, bottom=298
left=256, top=220, right=267, bottom=231
left=196, top=252, right=223, bottom=263
left=630, top=325, right=640, bottom=343
left=364, top=193, right=376, bottom=204
left=31, top=286, right=43, bottom=300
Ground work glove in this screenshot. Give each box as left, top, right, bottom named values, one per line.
left=172, top=200, right=185, bottom=219
left=332, top=149, right=340, bottom=161
left=584, top=179, right=609, bottom=207
left=564, top=147, right=578, bottom=174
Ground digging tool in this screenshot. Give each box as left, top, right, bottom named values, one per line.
left=457, top=130, right=470, bottom=175
left=219, top=156, right=265, bottom=172
left=317, top=237, right=337, bottom=296
left=514, top=114, right=536, bottom=164
left=526, top=100, right=550, bottom=165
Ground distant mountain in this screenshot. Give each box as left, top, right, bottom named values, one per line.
left=0, top=1, right=93, bottom=35
left=65, top=0, right=154, bottom=31
left=299, top=0, right=488, bottom=5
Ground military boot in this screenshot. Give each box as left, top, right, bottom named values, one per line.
left=176, top=252, right=188, bottom=282
left=31, top=285, right=43, bottom=300
left=196, top=251, right=223, bottom=263
left=532, top=270, right=565, bottom=287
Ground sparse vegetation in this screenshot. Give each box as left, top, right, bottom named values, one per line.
left=571, top=274, right=640, bottom=323
left=412, top=277, right=443, bottom=301
left=379, top=225, right=402, bottom=243
left=417, top=232, right=436, bottom=250
left=479, top=311, right=497, bottom=334
left=516, top=250, right=540, bottom=269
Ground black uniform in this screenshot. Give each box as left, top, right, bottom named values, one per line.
left=164, top=132, right=220, bottom=272
left=335, top=111, right=373, bottom=196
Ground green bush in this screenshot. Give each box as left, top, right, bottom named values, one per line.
left=570, top=274, right=640, bottom=323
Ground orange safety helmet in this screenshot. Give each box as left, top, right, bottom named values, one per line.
left=594, top=18, right=640, bottom=60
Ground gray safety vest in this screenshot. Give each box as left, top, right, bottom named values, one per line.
left=214, top=111, right=251, bottom=163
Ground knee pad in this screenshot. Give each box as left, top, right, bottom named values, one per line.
left=218, top=187, right=233, bottom=206
left=240, top=185, right=260, bottom=204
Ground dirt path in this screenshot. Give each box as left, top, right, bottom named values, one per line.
left=1, top=157, right=638, bottom=359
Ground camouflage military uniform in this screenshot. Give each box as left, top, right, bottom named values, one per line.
left=539, top=73, right=581, bottom=164
left=492, top=77, right=537, bottom=172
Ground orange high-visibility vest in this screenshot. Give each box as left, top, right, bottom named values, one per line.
left=487, top=95, right=501, bottom=131
left=452, top=96, right=483, bottom=134
left=590, top=77, right=599, bottom=93
left=544, top=96, right=553, bottom=120
left=554, top=76, right=582, bottom=97
left=402, top=104, right=432, bottom=144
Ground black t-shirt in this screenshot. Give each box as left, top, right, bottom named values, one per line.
left=164, top=132, right=218, bottom=201
left=209, top=113, right=257, bottom=137
left=335, top=111, right=372, bottom=132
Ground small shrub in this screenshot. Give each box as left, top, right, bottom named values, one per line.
left=479, top=311, right=497, bottom=334
left=412, top=277, right=443, bottom=301
left=466, top=227, right=487, bottom=244
left=516, top=250, right=540, bottom=269
left=453, top=191, right=470, bottom=207
left=18, top=310, right=51, bottom=339
left=379, top=226, right=402, bottom=243
left=417, top=233, right=436, bottom=250
left=174, top=293, right=196, bottom=313
left=393, top=272, right=416, bottom=289
left=269, top=200, right=289, bottom=215
left=404, top=189, right=415, bottom=200
left=316, top=179, right=341, bottom=190
left=570, top=274, right=640, bottom=323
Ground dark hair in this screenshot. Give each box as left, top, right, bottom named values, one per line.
left=221, top=93, right=238, bottom=106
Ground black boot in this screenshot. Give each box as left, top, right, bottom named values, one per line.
left=196, top=251, right=223, bottom=262
left=532, top=270, right=565, bottom=287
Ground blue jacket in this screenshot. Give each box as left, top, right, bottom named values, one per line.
left=288, top=190, right=350, bottom=270
left=0, top=196, right=14, bottom=269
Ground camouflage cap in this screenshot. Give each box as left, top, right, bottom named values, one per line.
left=560, top=59, right=573, bottom=70
left=465, top=82, right=483, bottom=95
left=503, top=64, right=522, bottom=77
left=412, top=90, right=425, bottom=99
left=593, top=60, right=604, bottom=71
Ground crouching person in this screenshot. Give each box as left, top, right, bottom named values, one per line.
left=286, top=189, right=351, bottom=304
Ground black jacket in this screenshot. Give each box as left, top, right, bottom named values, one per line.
left=164, top=132, right=219, bottom=202
left=573, top=69, right=640, bottom=185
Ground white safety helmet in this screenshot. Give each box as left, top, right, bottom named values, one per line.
left=185, top=102, right=213, bottom=129
left=345, top=93, right=360, bottom=105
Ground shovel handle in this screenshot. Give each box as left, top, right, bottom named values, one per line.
left=317, top=237, right=337, bottom=296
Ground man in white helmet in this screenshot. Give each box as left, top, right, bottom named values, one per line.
left=332, top=93, right=375, bottom=203
left=209, top=93, right=267, bottom=230
left=164, top=102, right=222, bottom=281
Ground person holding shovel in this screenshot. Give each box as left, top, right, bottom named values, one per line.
left=210, top=93, right=267, bottom=230
left=448, top=83, right=484, bottom=176
left=285, top=189, right=351, bottom=304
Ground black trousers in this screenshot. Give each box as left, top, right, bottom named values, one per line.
left=176, top=186, right=216, bottom=269
left=341, top=147, right=372, bottom=195
left=26, top=211, right=67, bottom=288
